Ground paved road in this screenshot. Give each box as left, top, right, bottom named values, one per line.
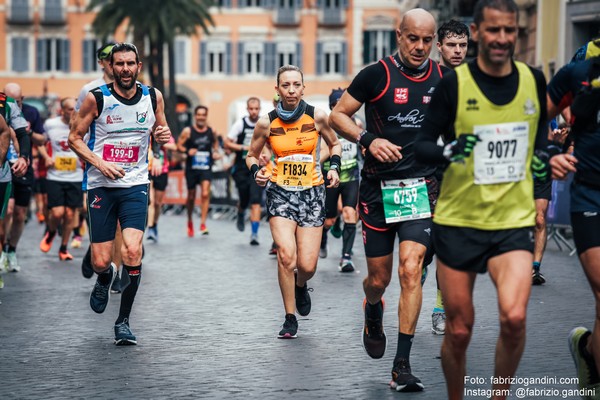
left=0, top=212, right=593, bottom=399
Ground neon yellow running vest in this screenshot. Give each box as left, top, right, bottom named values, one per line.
left=434, top=62, right=540, bottom=230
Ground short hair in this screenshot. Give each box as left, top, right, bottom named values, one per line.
left=110, top=42, right=140, bottom=64
left=247, top=97, right=260, bottom=106
left=437, top=20, right=470, bottom=43
left=276, top=65, right=303, bottom=86
left=194, top=105, right=208, bottom=114
left=473, top=0, right=518, bottom=26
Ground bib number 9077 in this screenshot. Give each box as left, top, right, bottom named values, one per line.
left=488, top=139, right=517, bottom=159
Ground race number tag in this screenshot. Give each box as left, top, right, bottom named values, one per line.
left=276, top=154, right=314, bottom=191
left=102, top=140, right=141, bottom=167
left=54, top=156, right=77, bottom=172
left=191, top=151, right=211, bottom=170
left=381, top=178, right=431, bottom=223
left=473, top=122, right=529, bottom=185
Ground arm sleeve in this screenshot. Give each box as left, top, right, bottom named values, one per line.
left=415, top=72, right=458, bottom=165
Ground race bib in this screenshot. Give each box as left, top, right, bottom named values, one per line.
left=341, top=141, right=358, bottom=171
left=55, top=156, right=77, bottom=172
left=191, top=151, right=211, bottom=170
left=473, top=122, right=529, bottom=185
left=381, top=178, right=431, bottom=223
left=102, top=140, right=141, bottom=167
left=276, top=154, right=314, bottom=191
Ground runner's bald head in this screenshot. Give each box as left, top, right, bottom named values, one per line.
left=400, top=8, right=436, bottom=33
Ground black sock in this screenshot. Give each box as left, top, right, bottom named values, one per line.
left=47, top=231, right=57, bottom=243
left=116, top=264, right=142, bottom=324
left=365, top=300, right=383, bottom=319
left=342, top=223, right=356, bottom=256
left=72, top=227, right=80, bottom=237
left=97, top=266, right=113, bottom=285
left=321, top=227, right=329, bottom=248
left=59, top=244, right=67, bottom=253
left=8, top=245, right=16, bottom=253
left=395, top=333, right=414, bottom=361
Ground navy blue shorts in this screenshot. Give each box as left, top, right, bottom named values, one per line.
left=87, top=184, right=149, bottom=243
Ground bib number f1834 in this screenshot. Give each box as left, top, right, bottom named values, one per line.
left=276, top=154, right=314, bottom=191
left=381, top=177, right=431, bottom=223
left=473, top=122, right=529, bottom=185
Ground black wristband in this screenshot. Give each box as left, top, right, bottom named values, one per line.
left=329, top=154, right=341, bottom=171
left=359, top=131, right=377, bottom=149
left=250, top=163, right=259, bottom=179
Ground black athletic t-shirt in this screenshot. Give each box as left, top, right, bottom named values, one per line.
left=416, top=60, right=548, bottom=165
left=347, top=55, right=443, bottom=181
left=184, top=126, right=215, bottom=171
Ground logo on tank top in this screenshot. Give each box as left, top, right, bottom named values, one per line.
left=106, top=114, right=123, bottom=124
left=394, top=88, right=409, bottom=104
left=422, top=96, right=431, bottom=104
left=136, top=111, right=148, bottom=124
left=466, top=98, right=479, bottom=111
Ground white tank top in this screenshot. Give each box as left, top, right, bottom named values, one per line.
left=44, top=116, right=84, bottom=182
left=83, top=84, right=155, bottom=190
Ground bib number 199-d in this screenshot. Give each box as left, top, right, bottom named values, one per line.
left=381, top=177, right=431, bottom=223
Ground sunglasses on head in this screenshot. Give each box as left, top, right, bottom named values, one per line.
left=97, top=45, right=114, bottom=60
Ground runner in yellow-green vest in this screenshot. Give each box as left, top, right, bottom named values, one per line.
left=415, top=1, right=554, bottom=399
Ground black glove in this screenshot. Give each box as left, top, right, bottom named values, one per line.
left=443, top=134, right=481, bottom=163
left=531, top=150, right=550, bottom=183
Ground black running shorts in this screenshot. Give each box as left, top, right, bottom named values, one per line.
left=571, top=212, right=600, bottom=255
left=432, top=224, right=534, bottom=273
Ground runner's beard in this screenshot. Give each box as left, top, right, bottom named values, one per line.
left=115, top=71, right=138, bottom=90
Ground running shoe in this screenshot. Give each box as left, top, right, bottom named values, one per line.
left=81, top=246, right=93, bottom=279
left=278, top=314, right=298, bottom=339
left=70, top=235, right=82, bottom=249
left=269, top=242, right=277, bottom=256
left=250, top=233, right=259, bottom=246
left=390, top=357, right=424, bottom=392
left=7, top=252, right=20, bottom=272
left=532, top=269, right=546, bottom=285
left=330, top=217, right=343, bottom=238
left=0, top=274, right=4, bottom=289
left=187, top=221, right=194, bottom=238
left=114, top=318, right=137, bottom=345
left=146, top=226, right=157, bottom=242
left=362, top=298, right=386, bottom=359
left=421, top=265, right=428, bottom=286
left=568, top=327, right=600, bottom=392
left=40, top=232, right=55, bottom=253
left=111, top=269, right=122, bottom=294
left=0, top=251, right=7, bottom=272
left=319, top=244, right=328, bottom=259
left=36, top=211, right=45, bottom=224
left=339, top=256, right=355, bottom=273
left=200, top=223, right=209, bottom=235
left=90, top=264, right=116, bottom=314
left=236, top=212, right=245, bottom=232
left=295, top=276, right=313, bottom=316
left=58, top=250, right=74, bottom=261
left=431, top=312, right=446, bottom=335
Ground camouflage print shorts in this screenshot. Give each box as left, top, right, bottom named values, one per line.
left=265, top=182, right=325, bottom=227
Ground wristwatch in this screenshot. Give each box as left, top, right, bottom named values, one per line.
left=356, top=130, right=368, bottom=144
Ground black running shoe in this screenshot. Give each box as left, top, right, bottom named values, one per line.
left=532, top=269, right=546, bottom=285
left=278, top=314, right=298, bottom=339
left=237, top=212, right=245, bottom=232
left=81, top=246, right=93, bottom=279
left=390, top=357, right=424, bottom=392
left=295, top=275, right=313, bottom=316
left=90, top=265, right=116, bottom=314
left=269, top=242, right=277, bottom=256
left=114, top=318, right=137, bottom=345
left=339, top=256, right=355, bottom=273
left=362, top=298, right=386, bottom=359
